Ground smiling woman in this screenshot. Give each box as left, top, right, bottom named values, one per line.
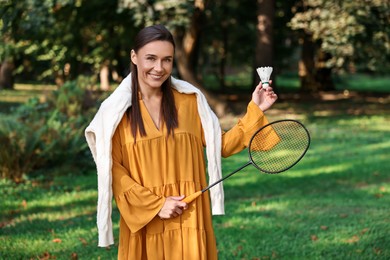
left=131, top=41, right=174, bottom=88
left=130, top=40, right=175, bottom=131
left=85, top=24, right=278, bottom=260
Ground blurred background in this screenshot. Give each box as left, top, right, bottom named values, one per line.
left=1, top=0, right=389, bottom=259
left=1, top=0, right=389, bottom=93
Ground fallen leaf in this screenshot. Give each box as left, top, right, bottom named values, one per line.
left=22, top=200, right=27, bottom=209
left=320, top=225, right=328, bottom=231
left=339, top=214, right=348, bottom=218
left=0, top=220, right=12, bottom=228
left=311, top=235, right=318, bottom=241
left=79, top=237, right=88, bottom=246
left=71, top=252, right=78, bottom=260
left=52, top=238, right=62, bottom=243
left=360, top=228, right=369, bottom=235
left=38, top=251, right=51, bottom=260
left=373, top=247, right=382, bottom=255
left=346, top=235, right=359, bottom=244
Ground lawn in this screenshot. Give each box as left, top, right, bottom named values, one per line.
left=1, top=76, right=389, bottom=259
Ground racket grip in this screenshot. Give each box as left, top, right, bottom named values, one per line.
left=182, top=191, right=203, bottom=204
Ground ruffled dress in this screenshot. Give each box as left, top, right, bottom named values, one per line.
left=111, top=89, right=268, bottom=259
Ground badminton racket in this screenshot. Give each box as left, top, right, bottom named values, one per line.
left=182, top=119, right=311, bottom=204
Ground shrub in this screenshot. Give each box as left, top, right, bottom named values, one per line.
left=0, top=114, right=46, bottom=182
left=0, top=80, right=100, bottom=181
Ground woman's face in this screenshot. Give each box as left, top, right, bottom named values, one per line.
left=131, top=40, right=174, bottom=90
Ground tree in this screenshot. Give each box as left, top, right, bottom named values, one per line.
left=118, top=0, right=228, bottom=115
left=0, top=0, right=136, bottom=89
left=0, top=1, right=20, bottom=89
left=289, top=0, right=390, bottom=91
left=255, top=0, right=275, bottom=86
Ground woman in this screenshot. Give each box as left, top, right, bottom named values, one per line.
left=85, top=24, right=277, bottom=260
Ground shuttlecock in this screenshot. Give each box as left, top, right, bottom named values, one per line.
left=256, top=66, right=273, bottom=89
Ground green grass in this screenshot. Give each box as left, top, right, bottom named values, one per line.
left=0, top=175, right=120, bottom=259
left=334, top=74, right=390, bottom=93
left=276, top=73, right=390, bottom=93
left=204, top=71, right=390, bottom=93
left=1, top=77, right=389, bottom=259
left=0, top=112, right=390, bottom=259
left=1, top=111, right=389, bottom=259
left=0, top=84, right=56, bottom=113
left=215, top=115, right=390, bottom=259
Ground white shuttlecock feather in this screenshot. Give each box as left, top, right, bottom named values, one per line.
left=256, top=66, right=273, bottom=89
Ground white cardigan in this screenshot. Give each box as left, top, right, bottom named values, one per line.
left=85, top=74, right=224, bottom=247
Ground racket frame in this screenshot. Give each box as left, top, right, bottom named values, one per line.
left=248, top=119, right=311, bottom=174
left=183, top=119, right=311, bottom=203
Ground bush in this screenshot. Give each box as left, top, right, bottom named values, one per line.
left=0, top=114, right=46, bottom=182
left=0, top=80, right=99, bottom=182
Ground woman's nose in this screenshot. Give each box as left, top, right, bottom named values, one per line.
left=154, top=60, right=163, bottom=71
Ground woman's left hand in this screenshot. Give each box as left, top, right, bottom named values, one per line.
left=252, top=81, right=278, bottom=112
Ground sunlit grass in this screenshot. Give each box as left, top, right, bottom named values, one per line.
left=13, top=83, right=57, bottom=91
left=0, top=175, right=120, bottom=259
left=215, top=113, right=390, bottom=259
left=276, top=73, right=390, bottom=93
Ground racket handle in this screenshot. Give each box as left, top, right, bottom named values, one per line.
left=182, top=191, right=203, bottom=204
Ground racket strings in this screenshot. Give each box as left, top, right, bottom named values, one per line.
left=249, top=121, right=310, bottom=173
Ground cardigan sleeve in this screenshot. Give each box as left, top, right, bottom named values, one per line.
left=221, top=101, right=269, bottom=157
left=111, top=123, right=166, bottom=233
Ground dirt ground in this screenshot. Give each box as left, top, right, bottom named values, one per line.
left=218, top=90, right=390, bottom=129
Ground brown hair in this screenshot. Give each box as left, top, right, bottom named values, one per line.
left=127, top=24, right=178, bottom=140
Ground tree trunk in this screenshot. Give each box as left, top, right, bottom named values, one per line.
left=219, top=20, right=228, bottom=92
left=299, top=35, right=318, bottom=92
left=0, top=60, right=15, bottom=90
left=173, top=1, right=227, bottom=116
left=99, top=61, right=110, bottom=91
left=254, top=0, right=275, bottom=87
left=316, top=50, right=335, bottom=91
left=299, top=35, right=335, bottom=92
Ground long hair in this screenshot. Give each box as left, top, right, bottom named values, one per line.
left=127, top=24, right=178, bottom=140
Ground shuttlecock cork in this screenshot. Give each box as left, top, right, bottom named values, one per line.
left=256, top=66, right=273, bottom=89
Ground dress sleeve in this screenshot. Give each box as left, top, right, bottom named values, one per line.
left=111, top=125, right=166, bottom=233
left=221, top=100, right=269, bottom=157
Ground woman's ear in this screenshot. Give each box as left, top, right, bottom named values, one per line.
left=130, top=50, right=137, bottom=65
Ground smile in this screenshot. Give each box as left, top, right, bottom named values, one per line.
left=149, top=74, right=164, bottom=80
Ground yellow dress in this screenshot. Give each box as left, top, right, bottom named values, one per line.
left=112, top=89, right=269, bottom=260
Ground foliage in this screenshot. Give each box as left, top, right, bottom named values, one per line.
left=0, top=0, right=136, bottom=82
left=289, top=0, right=390, bottom=73
left=199, top=0, right=257, bottom=77
left=0, top=80, right=97, bottom=181
left=118, top=0, right=194, bottom=28
left=1, top=0, right=389, bottom=93
left=0, top=112, right=46, bottom=182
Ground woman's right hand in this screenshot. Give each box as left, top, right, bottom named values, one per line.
left=158, top=195, right=188, bottom=219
